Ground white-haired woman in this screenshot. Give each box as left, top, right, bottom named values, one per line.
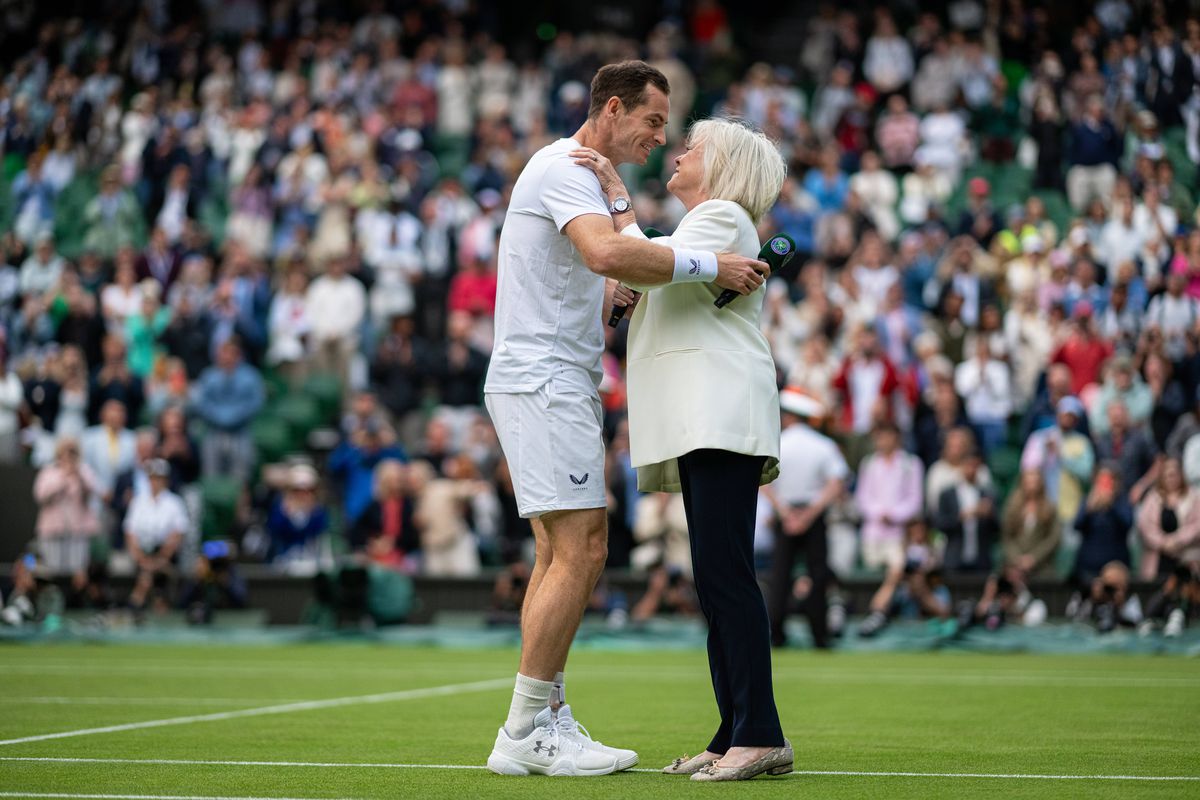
left=572, top=118, right=791, bottom=782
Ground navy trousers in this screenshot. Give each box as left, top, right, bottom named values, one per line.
left=677, top=448, right=785, bottom=752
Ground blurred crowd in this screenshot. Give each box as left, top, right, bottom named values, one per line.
left=1, top=0, right=1199, bottom=635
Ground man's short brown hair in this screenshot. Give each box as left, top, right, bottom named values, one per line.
left=588, top=60, right=670, bottom=119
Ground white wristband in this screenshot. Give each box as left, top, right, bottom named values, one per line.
left=672, top=248, right=719, bottom=283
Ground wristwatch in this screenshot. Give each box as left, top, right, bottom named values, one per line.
left=609, top=196, right=631, bottom=214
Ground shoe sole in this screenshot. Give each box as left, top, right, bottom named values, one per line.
left=615, top=754, right=639, bottom=771
left=690, top=761, right=795, bottom=781
left=487, top=752, right=618, bottom=777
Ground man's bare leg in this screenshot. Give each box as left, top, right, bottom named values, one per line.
left=518, top=507, right=608, bottom=680
left=521, top=518, right=553, bottom=625
left=500, top=507, right=607, bottom=739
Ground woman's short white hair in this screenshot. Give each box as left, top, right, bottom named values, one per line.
left=689, top=117, right=787, bottom=224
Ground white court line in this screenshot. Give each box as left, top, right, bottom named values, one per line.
left=0, top=678, right=510, bottom=747
left=0, top=794, right=362, bottom=800
left=2, top=757, right=1197, bottom=782
left=2, top=698, right=296, bottom=707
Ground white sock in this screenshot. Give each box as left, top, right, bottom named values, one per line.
left=504, top=673, right=553, bottom=740
left=551, top=671, right=566, bottom=709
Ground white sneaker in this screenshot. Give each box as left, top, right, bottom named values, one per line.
left=1165, top=608, right=1186, bottom=638
left=487, top=717, right=618, bottom=776
left=543, top=704, right=639, bottom=771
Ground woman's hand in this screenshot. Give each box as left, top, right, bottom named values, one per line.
left=612, top=282, right=641, bottom=313
left=570, top=147, right=626, bottom=196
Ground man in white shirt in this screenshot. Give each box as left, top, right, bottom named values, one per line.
left=305, top=254, right=366, bottom=388
left=360, top=196, right=424, bottom=320
left=19, top=233, right=64, bottom=301
left=1145, top=271, right=1199, bottom=361
left=954, top=337, right=1013, bottom=455
left=124, top=459, right=188, bottom=613
left=764, top=390, right=849, bottom=650
left=483, top=61, right=769, bottom=778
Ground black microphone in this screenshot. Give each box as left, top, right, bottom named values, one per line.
left=714, top=233, right=797, bottom=309
left=607, top=227, right=664, bottom=328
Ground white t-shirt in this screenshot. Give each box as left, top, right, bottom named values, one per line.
left=775, top=423, right=850, bottom=505
left=485, top=138, right=610, bottom=395
left=125, top=489, right=189, bottom=551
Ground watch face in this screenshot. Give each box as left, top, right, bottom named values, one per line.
left=612, top=197, right=631, bottom=213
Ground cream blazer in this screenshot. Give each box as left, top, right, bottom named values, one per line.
left=622, top=199, right=781, bottom=493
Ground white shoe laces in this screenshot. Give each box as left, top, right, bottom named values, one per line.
left=554, top=712, right=597, bottom=744
left=532, top=722, right=583, bottom=756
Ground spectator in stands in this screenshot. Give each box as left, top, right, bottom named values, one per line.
left=863, top=10, right=913, bottom=97
left=1066, top=95, right=1121, bottom=212
left=931, top=448, right=997, bottom=573
left=265, top=266, right=312, bottom=383
left=1030, top=93, right=1066, bottom=192
left=137, top=227, right=182, bottom=293
left=125, top=283, right=170, bottom=379
left=330, top=419, right=408, bottom=525
left=849, top=152, right=899, bottom=242
left=11, top=155, right=57, bottom=246
left=434, top=311, right=489, bottom=411
left=1021, top=395, right=1096, bottom=526
left=90, top=333, right=145, bottom=425
left=1136, top=459, right=1200, bottom=582
left=874, top=94, right=920, bottom=172
left=833, top=325, right=900, bottom=446
left=162, top=279, right=215, bottom=381
left=34, top=436, right=101, bottom=580
left=1145, top=270, right=1200, bottom=362
left=83, top=166, right=142, bottom=259
left=1090, top=356, right=1153, bottom=435
left=156, top=405, right=200, bottom=486
left=363, top=194, right=423, bottom=321
left=913, top=371, right=969, bottom=467
left=998, top=469, right=1062, bottom=581
left=1096, top=397, right=1160, bottom=501
left=371, top=312, right=433, bottom=429
left=1071, top=465, right=1134, bottom=629
left=265, top=463, right=329, bottom=569
left=858, top=517, right=951, bottom=637
left=0, top=345, right=22, bottom=463
left=350, top=458, right=417, bottom=572
left=190, top=338, right=264, bottom=481
left=925, top=427, right=979, bottom=508
left=19, top=233, right=64, bottom=302
left=855, top=421, right=924, bottom=572
left=80, top=399, right=136, bottom=505
left=804, top=145, right=849, bottom=214
left=954, top=337, right=1012, bottom=456
left=1050, top=309, right=1113, bottom=395
left=124, top=458, right=188, bottom=614
left=306, top=254, right=366, bottom=390
left=102, top=250, right=144, bottom=328
left=109, top=427, right=160, bottom=548
left=1167, top=387, right=1200, bottom=466
left=410, top=457, right=486, bottom=577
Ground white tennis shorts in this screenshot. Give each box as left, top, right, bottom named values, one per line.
left=485, top=383, right=607, bottom=519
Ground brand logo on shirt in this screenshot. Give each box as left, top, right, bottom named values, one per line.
left=569, top=473, right=589, bottom=486
left=689, top=259, right=701, bottom=275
